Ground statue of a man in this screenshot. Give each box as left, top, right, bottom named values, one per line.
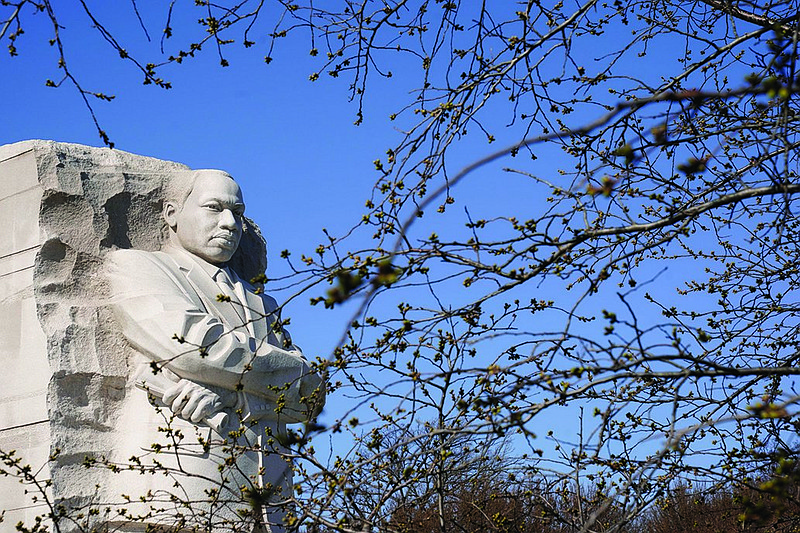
left=105, top=169, right=324, bottom=532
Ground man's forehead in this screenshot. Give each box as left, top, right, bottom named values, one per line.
left=191, top=171, right=244, bottom=203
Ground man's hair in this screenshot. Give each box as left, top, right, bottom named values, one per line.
left=163, top=169, right=236, bottom=209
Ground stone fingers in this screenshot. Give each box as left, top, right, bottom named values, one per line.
left=163, top=379, right=222, bottom=423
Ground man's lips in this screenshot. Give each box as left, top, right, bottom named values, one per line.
left=212, top=234, right=237, bottom=246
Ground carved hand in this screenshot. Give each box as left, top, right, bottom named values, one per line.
left=163, top=378, right=226, bottom=423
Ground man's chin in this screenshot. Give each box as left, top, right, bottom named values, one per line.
left=200, top=248, right=236, bottom=265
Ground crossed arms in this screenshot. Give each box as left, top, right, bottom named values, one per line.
left=106, top=248, right=324, bottom=424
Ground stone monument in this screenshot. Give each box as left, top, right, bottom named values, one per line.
left=0, top=141, right=324, bottom=533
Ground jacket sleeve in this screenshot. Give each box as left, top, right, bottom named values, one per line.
left=106, top=248, right=324, bottom=422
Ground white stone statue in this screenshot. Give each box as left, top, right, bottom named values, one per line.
left=104, top=169, right=325, bottom=532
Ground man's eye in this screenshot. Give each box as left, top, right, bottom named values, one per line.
left=205, top=204, right=221, bottom=211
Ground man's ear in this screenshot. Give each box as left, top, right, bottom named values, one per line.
left=163, top=200, right=179, bottom=229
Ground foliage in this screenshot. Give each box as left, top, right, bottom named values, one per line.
left=292, top=0, right=800, bottom=529
left=4, top=0, right=800, bottom=532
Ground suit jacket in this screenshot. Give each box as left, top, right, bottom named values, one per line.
left=104, top=247, right=322, bottom=532
left=107, top=246, right=322, bottom=424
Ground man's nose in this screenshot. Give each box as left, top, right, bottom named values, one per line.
left=219, top=209, right=238, bottom=230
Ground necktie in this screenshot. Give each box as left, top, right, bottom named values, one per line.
left=214, top=268, right=246, bottom=324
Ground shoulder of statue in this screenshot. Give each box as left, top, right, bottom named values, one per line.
left=106, top=248, right=179, bottom=275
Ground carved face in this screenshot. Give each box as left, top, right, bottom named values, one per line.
left=165, top=170, right=245, bottom=264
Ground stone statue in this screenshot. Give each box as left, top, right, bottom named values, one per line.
left=16, top=142, right=318, bottom=532
left=104, top=169, right=325, bottom=532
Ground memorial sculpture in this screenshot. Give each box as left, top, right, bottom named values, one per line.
left=21, top=141, right=324, bottom=533
left=104, top=168, right=325, bottom=532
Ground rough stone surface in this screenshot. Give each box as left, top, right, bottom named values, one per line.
left=32, top=142, right=191, bottom=533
